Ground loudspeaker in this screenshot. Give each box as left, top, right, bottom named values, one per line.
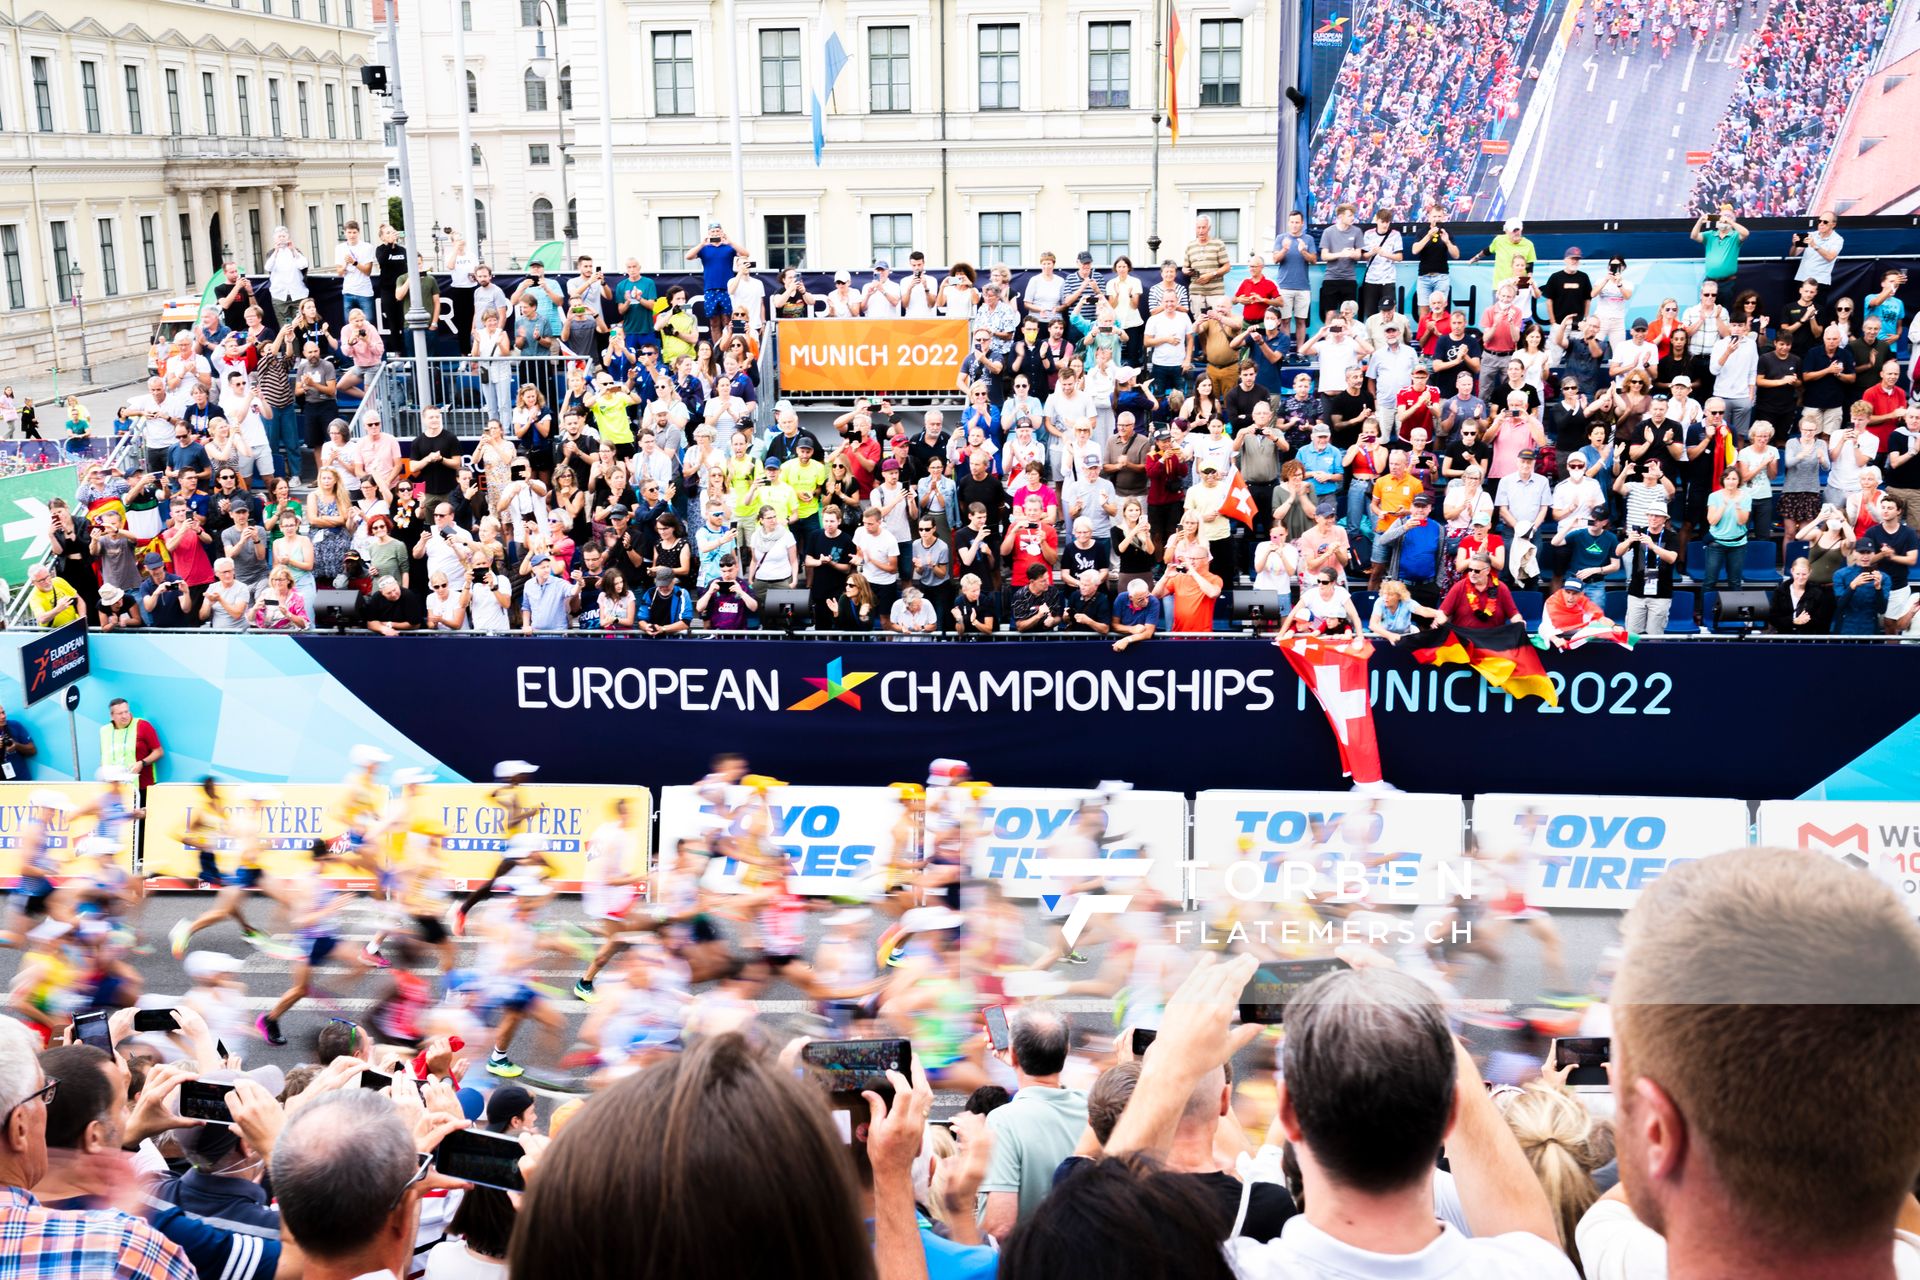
left=360, top=65, right=389, bottom=94
left=762, top=588, right=813, bottom=633
left=1713, top=589, right=1772, bottom=632
left=312, top=589, right=361, bottom=630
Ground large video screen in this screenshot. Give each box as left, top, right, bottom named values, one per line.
left=1303, top=0, right=1917, bottom=223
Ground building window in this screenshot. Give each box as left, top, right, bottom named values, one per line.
left=1087, top=211, right=1130, bottom=262
left=473, top=199, right=489, bottom=246
left=81, top=62, right=102, bottom=133
left=978, top=24, right=1019, bottom=110
left=567, top=198, right=576, bottom=238
left=519, top=0, right=564, bottom=23
left=202, top=71, right=218, bottom=135
left=652, top=31, right=694, bottom=117
left=306, top=207, right=320, bottom=262
left=324, top=83, right=337, bottom=138
left=1088, top=23, right=1130, bottom=109
left=343, top=0, right=353, bottom=26
left=869, top=25, right=909, bottom=113
left=1197, top=208, right=1241, bottom=258
left=528, top=143, right=551, bottom=166
left=297, top=81, right=310, bottom=136
left=466, top=71, right=478, bottom=114
left=524, top=69, right=547, bottom=112
left=870, top=214, right=912, bottom=267
left=0, top=227, right=23, bottom=309
left=247, top=209, right=262, bottom=271
left=361, top=202, right=370, bottom=232
left=759, top=28, right=801, bottom=115
left=532, top=198, right=555, bottom=241
left=461, top=0, right=471, bottom=30
left=317, top=0, right=327, bottom=20
left=383, top=120, right=395, bottom=147
left=96, top=219, right=118, bottom=296
left=51, top=223, right=73, bottom=302
left=124, top=66, right=144, bottom=134
left=385, top=165, right=399, bottom=186
left=559, top=66, right=572, bottom=111
left=658, top=215, right=696, bottom=269
left=182, top=212, right=197, bottom=284
left=291, top=0, right=300, bottom=15
left=236, top=74, right=252, bottom=135
left=351, top=85, right=363, bottom=138
left=764, top=215, right=806, bottom=270
left=1198, top=19, right=1242, bottom=108
left=268, top=78, right=282, bottom=135
left=978, top=211, right=1021, bottom=262
left=165, top=69, right=182, bottom=134
left=334, top=204, right=346, bottom=243
left=30, top=57, right=52, bottom=132
left=140, top=215, right=159, bottom=292
left=471, top=143, right=482, bottom=167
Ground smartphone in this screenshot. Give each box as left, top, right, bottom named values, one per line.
left=1130, top=1027, right=1158, bottom=1057
left=72, top=1011, right=111, bottom=1053
left=1552, top=1036, right=1612, bottom=1088
left=359, top=1069, right=394, bottom=1092
left=179, top=1080, right=236, bottom=1126
left=1239, top=958, right=1350, bottom=1026
left=132, top=1008, right=180, bottom=1034
left=434, top=1128, right=526, bottom=1192
left=984, top=1006, right=1010, bottom=1053
left=800, top=1038, right=913, bottom=1098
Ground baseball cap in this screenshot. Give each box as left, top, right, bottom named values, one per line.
left=873, top=260, right=890, bottom=272
left=1076, top=250, right=1094, bottom=264
left=1315, top=500, right=1337, bottom=517
left=1410, top=492, right=1432, bottom=507
left=1631, top=317, right=1649, bottom=332
left=795, top=438, right=815, bottom=451
left=184, top=951, right=246, bottom=981
left=494, top=760, right=538, bottom=779
left=1517, top=448, right=1540, bottom=460
left=529, top=552, right=551, bottom=566
left=833, top=270, right=850, bottom=284
left=1646, top=501, right=1670, bottom=517
left=1670, top=374, right=1692, bottom=387
left=607, top=504, right=631, bottom=518
left=881, top=458, right=900, bottom=471
left=1566, top=246, right=1583, bottom=258
left=653, top=565, right=676, bottom=580
left=486, top=1085, right=536, bottom=1131
left=1472, top=511, right=1492, bottom=526
left=1199, top=461, right=1219, bottom=473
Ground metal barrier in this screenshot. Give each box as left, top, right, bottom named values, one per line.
left=350, top=352, right=590, bottom=441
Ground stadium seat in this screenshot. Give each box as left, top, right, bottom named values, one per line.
left=1684, top=541, right=1706, bottom=583
left=1743, top=542, right=1780, bottom=584
left=1665, top=590, right=1700, bottom=635
left=1512, top=590, right=1544, bottom=628
left=1603, top=590, right=1626, bottom=623
left=1784, top=539, right=1810, bottom=572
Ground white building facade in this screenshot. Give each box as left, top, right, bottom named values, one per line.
left=0, top=1, right=381, bottom=383
left=397, top=0, right=1289, bottom=272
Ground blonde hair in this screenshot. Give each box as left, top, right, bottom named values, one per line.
left=1502, top=1085, right=1601, bottom=1269
left=921, top=1124, right=961, bottom=1227
left=1378, top=578, right=1410, bottom=606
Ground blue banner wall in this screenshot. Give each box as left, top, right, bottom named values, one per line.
left=0, top=633, right=1911, bottom=801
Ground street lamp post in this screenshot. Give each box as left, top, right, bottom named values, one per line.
left=380, top=0, right=433, bottom=372
left=70, top=265, right=92, bottom=384
left=531, top=3, right=572, bottom=263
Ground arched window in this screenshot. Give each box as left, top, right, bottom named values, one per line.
left=566, top=197, right=577, bottom=238
left=559, top=65, right=572, bottom=111
left=474, top=199, right=489, bottom=245
left=470, top=143, right=482, bottom=168
left=524, top=69, right=547, bottom=113
left=466, top=70, right=478, bottom=113
left=531, top=198, right=554, bottom=241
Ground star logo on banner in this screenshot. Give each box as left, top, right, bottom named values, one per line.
left=787, top=656, right=878, bottom=711
left=2, top=496, right=53, bottom=561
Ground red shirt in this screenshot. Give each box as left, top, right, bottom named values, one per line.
left=1233, top=277, right=1280, bottom=324
left=1862, top=384, right=1908, bottom=450
left=1007, top=521, right=1058, bottom=585
left=1394, top=385, right=1439, bottom=437
left=1439, top=577, right=1519, bottom=628
left=1145, top=450, right=1189, bottom=506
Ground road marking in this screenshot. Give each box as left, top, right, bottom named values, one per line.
left=1595, top=152, right=1606, bottom=169
left=1676, top=100, right=1686, bottom=115
left=1606, top=99, right=1618, bottom=125
left=1661, top=170, right=1670, bottom=184
left=1585, top=58, right=1598, bottom=91
left=1683, top=48, right=1698, bottom=93
left=1617, top=57, right=1629, bottom=80
left=1642, top=62, right=1656, bottom=92
left=1666, top=148, right=1675, bottom=160
left=1671, top=124, right=1682, bottom=138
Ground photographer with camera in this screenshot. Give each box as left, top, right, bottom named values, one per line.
left=696, top=555, right=756, bottom=632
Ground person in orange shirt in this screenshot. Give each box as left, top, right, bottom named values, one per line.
left=1368, top=450, right=1424, bottom=589
left=1153, top=547, right=1223, bottom=633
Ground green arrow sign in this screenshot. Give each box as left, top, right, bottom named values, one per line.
left=0, top=464, right=78, bottom=587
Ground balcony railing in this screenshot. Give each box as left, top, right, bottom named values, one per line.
left=163, top=136, right=294, bottom=161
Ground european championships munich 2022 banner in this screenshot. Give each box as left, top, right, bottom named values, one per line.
left=1303, top=0, right=1920, bottom=223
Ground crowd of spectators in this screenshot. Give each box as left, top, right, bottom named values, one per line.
left=1306, top=0, right=1541, bottom=222
left=22, top=204, right=1920, bottom=640
left=0, top=845, right=1910, bottom=1280
left=1689, top=0, right=1894, bottom=217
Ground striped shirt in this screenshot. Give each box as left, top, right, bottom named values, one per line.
left=1184, top=238, right=1231, bottom=298
left=0, top=1187, right=194, bottom=1280
left=1147, top=282, right=1189, bottom=315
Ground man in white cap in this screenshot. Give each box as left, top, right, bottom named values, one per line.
left=452, top=761, right=549, bottom=932
left=1621, top=500, right=1680, bottom=636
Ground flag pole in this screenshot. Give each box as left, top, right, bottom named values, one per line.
left=723, top=0, right=748, bottom=243
left=1149, top=0, right=1164, bottom=260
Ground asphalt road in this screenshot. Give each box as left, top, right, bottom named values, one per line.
left=47, top=894, right=1627, bottom=1110
left=1509, top=0, right=1767, bottom=219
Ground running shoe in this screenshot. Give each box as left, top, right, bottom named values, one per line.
left=168, top=920, right=192, bottom=960
left=257, top=1015, right=286, bottom=1047
left=362, top=942, right=390, bottom=969
left=485, top=1052, right=524, bottom=1079
left=572, top=978, right=598, bottom=1003
left=449, top=908, right=468, bottom=938
left=1063, top=950, right=1091, bottom=965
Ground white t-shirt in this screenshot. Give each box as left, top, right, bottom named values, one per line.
left=220, top=393, right=270, bottom=450
left=425, top=527, right=473, bottom=589
left=467, top=576, right=510, bottom=632
left=1575, top=1196, right=1920, bottom=1280
left=853, top=526, right=899, bottom=583
left=1314, top=335, right=1361, bottom=392
left=130, top=395, right=176, bottom=449
left=1228, top=1216, right=1579, bottom=1280
left=729, top=274, right=767, bottom=326
left=421, top=1239, right=507, bottom=1280
left=1552, top=476, right=1605, bottom=526
left=264, top=246, right=311, bottom=299
left=424, top=588, right=468, bottom=631
left=1023, top=273, right=1068, bottom=320
left=1145, top=312, right=1194, bottom=367
left=340, top=240, right=378, bottom=297
left=899, top=272, right=940, bottom=318
left=863, top=281, right=902, bottom=320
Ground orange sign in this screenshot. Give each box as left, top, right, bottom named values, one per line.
left=777, top=318, right=970, bottom=394
left=1480, top=140, right=1510, bottom=155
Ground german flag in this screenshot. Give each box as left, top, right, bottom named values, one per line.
left=1408, top=620, right=1558, bottom=705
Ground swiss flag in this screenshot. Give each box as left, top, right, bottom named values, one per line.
left=1219, top=466, right=1259, bottom=528
left=1279, top=636, right=1384, bottom=786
